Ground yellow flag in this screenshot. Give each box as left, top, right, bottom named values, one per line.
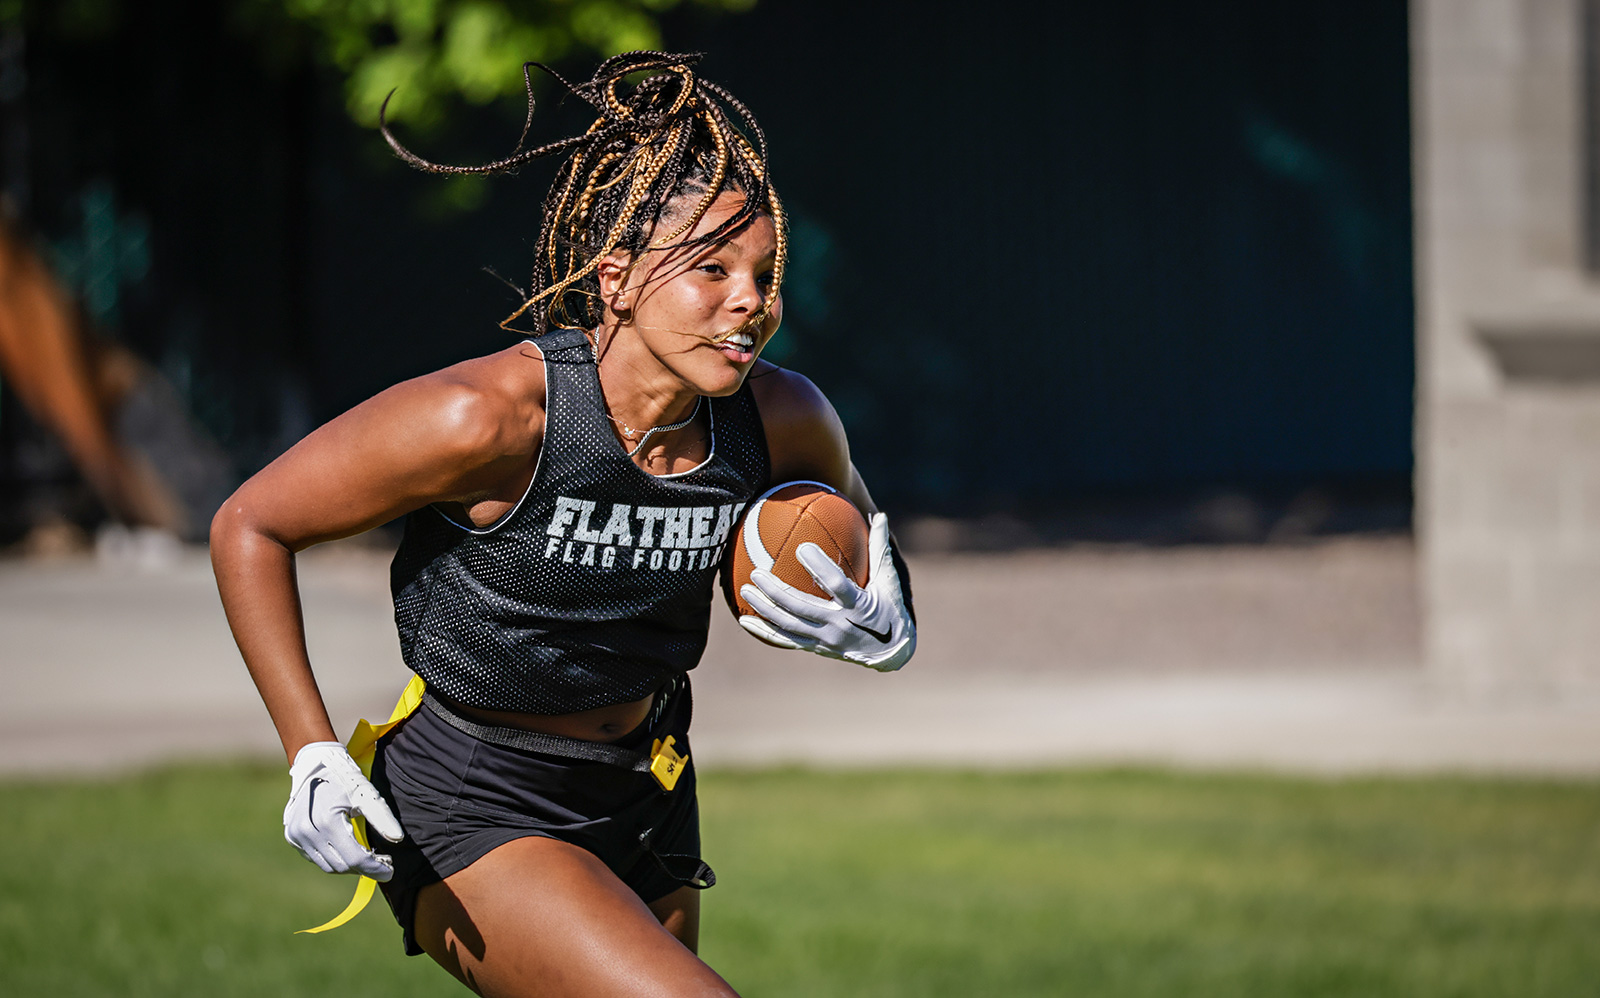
left=296, top=675, right=426, bottom=935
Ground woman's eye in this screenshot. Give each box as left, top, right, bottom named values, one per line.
left=698, top=262, right=725, bottom=276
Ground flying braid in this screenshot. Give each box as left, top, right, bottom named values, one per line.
left=380, top=52, right=787, bottom=337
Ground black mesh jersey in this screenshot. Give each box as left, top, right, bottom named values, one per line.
left=390, top=329, right=771, bottom=714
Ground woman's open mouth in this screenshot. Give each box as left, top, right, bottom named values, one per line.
left=714, top=330, right=757, bottom=363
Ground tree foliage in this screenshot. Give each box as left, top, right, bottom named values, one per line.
left=262, top=0, right=757, bottom=126
left=7, top=0, right=756, bottom=126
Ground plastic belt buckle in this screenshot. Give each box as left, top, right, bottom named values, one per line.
left=649, top=735, right=687, bottom=791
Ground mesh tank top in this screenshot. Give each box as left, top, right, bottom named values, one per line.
left=390, top=329, right=771, bottom=714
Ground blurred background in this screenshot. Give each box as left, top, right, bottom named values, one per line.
left=0, top=0, right=1417, bottom=548
left=3, top=1, right=1600, bottom=995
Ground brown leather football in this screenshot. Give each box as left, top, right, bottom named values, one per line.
left=722, top=482, right=870, bottom=634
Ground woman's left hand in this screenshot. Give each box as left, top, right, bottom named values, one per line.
left=738, top=513, right=916, bottom=672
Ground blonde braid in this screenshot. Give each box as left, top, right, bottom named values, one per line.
left=382, top=52, right=788, bottom=336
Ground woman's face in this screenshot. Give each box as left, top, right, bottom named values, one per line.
left=601, top=191, right=781, bottom=397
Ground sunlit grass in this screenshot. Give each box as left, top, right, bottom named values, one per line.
left=2, top=765, right=1597, bottom=996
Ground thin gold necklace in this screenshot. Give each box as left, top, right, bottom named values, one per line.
left=608, top=395, right=704, bottom=458
left=589, top=332, right=704, bottom=458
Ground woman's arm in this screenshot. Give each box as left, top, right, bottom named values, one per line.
left=210, top=349, right=546, bottom=761
left=747, top=363, right=876, bottom=513
left=744, top=364, right=915, bottom=671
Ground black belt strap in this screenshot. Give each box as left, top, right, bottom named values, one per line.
left=422, top=692, right=654, bottom=771
left=639, top=826, right=716, bottom=890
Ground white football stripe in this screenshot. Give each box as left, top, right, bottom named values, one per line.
left=743, top=497, right=776, bottom=572
left=741, top=480, right=837, bottom=575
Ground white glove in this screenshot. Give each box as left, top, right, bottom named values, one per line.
left=283, top=741, right=404, bottom=880
left=739, top=512, right=916, bottom=672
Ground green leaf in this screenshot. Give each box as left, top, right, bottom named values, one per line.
left=441, top=2, right=522, bottom=103
left=347, top=43, right=439, bottom=125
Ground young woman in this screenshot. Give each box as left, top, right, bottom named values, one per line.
left=211, top=52, right=915, bottom=997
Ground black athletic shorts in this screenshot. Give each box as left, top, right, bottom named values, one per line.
left=370, top=676, right=709, bottom=956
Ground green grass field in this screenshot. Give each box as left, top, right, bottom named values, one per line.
left=2, top=765, right=1598, bottom=997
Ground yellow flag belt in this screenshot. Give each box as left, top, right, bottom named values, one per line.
left=295, top=674, right=688, bottom=934
left=296, top=674, right=426, bottom=936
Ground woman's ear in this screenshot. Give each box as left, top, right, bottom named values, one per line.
left=597, top=250, right=639, bottom=323
left=596, top=250, right=634, bottom=300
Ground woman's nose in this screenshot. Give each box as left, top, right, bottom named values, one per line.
left=726, top=274, right=763, bottom=313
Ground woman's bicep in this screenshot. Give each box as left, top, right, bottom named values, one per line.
left=752, top=368, right=878, bottom=514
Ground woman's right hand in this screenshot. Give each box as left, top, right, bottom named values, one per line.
left=283, top=741, right=405, bottom=879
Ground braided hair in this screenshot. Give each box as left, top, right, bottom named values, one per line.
left=381, top=51, right=787, bottom=338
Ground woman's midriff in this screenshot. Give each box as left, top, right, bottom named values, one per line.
left=447, top=692, right=656, bottom=743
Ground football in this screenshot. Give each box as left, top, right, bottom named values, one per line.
left=722, top=481, right=871, bottom=634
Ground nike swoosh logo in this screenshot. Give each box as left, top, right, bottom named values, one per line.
left=850, top=621, right=893, bottom=643
left=306, top=778, right=326, bottom=829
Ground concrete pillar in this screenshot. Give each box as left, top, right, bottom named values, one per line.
left=1416, top=0, right=1600, bottom=692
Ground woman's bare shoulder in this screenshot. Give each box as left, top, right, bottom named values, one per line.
left=378, top=340, right=549, bottom=460
left=215, top=342, right=551, bottom=549
left=745, top=362, right=850, bottom=485
left=746, top=362, right=833, bottom=427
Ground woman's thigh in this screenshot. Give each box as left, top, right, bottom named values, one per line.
left=413, top=836, right=735, bottom=998
left=647, top=886, right=701, bottom=953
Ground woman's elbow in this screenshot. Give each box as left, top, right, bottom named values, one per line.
left=209, top=490, right=265, bottom=564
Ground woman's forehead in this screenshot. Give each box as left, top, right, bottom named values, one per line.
left=664, top=189, right=758, bottom=229
left=657, top=195, right=775, bottom=254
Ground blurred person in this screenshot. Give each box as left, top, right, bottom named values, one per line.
left=210, top=52, right=915, bottom=997
left=0, top=215, right=184, bottom=541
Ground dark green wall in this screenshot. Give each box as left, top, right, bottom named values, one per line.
left=7, top=0, right=1413, bottom=532
left=658, top=0, right=1414, bottom=515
